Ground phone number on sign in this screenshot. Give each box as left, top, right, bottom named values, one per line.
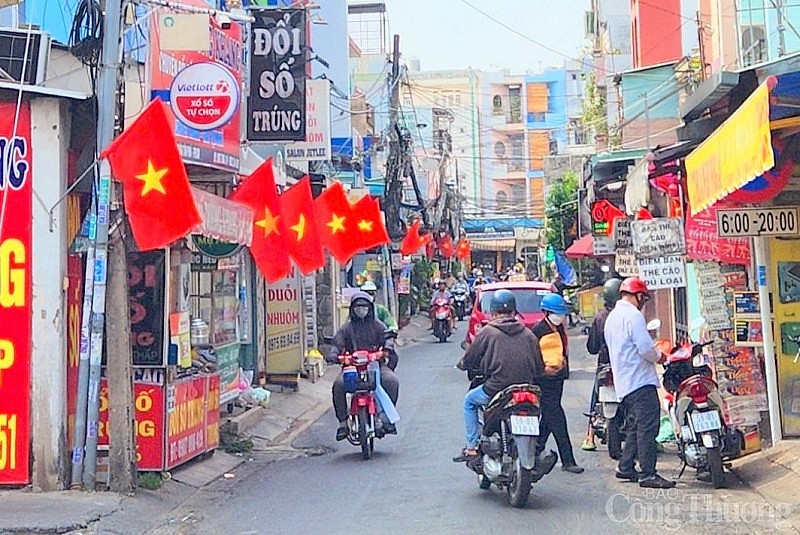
left=268, top=331, right=301, bottom=352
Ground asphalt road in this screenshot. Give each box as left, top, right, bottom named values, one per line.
left=149, top=324, right=796, bottom=535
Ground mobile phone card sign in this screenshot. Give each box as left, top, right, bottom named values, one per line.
left=631, top=218, right=686, bottom=258
left=636, top=255, right=686, bottom=290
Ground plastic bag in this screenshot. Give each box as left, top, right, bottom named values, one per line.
left=656, top=415, right=675, bottom=443
left=241, top=387, right=271, bottom=408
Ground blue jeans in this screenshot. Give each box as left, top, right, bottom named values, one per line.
left=463, top=385, right=490, bottom=449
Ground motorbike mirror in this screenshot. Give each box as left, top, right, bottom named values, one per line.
left=646, top=319, right=662, bottom=331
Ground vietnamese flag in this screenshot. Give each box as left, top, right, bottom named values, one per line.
left=400, top=219, right=430, bottom=256
left=99, top=99, right=201, bottom=251
left=456, top=237, right=471, bottom=260
left=352, top=195, right=390, bottom=252
left=438, top=234, right=455, bottom=258
left=314, top=181, right=360, bottom=264
left=281, top=177, right=325, bottom=274
left=229, top=158, right=291, bottom=283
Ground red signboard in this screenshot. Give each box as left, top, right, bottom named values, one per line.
left=206, top=373, right=220, bottom=451
left=148, top=1, right=243, bottom=172
left=66, top=255, right=83, bottom=450
left=685, top=203, right=751, bottom=266
left=166, top=375, right=208, bottom=469
left=0, top=101, right=32, bottom=485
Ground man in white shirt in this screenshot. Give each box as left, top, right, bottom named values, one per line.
left=604, top=277, right=675, bottom=489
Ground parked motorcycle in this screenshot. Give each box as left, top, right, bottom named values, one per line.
left=453, top=288, right=469, bottom=321
left=432, top=297, right=452, bottom=342
left=336, top=347, right=397, bottom=460
left=661, top=333, right=742, bottom=488
left=588, top=363, right=625, bottom=460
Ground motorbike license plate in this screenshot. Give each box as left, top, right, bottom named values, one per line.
left=509, top=415, right=540, bottom=436
left=435, top=311, right=449, bottom=320
left=691, top=410, right=721, bottom=433
left=598, top=386, right=617, bottom=402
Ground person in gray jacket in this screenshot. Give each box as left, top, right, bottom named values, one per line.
left=329, top=292, right=400, bottom=441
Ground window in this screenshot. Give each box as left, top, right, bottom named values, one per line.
left=494, top=141, right=506, bottom=158
left=508, top=86, right=522, bottom=123
left=492, top=94, right=503, bottom=113
left=496, top=190, right=508, bottom=209
left=480, top=288, right=550, bottom=314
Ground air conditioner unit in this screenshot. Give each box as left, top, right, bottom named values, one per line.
left=0, top=28, right=50, bottom=85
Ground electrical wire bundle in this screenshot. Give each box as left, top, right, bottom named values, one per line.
left=69, top=0, right=103, bottom=70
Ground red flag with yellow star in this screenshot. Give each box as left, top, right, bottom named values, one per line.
left=456, top=237, right=471, bottom=260
left=438, top=234, right=455, bottom=259
left=400, top=219, right=431, bottom=256
left=351, top=195, right=390, bottom=253
left=99, top=99, right=201, bottom=251
left=281, top=176, right=325, bottom=274
left=229, top=158, right=291, bottom=283
left=314, top=181, right=360, bottom=264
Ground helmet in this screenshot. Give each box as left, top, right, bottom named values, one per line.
left=541, top=293, right=570, bottom=315
left=620, top=277, right=649, bottom=296
left=361, top=281, right=377, bottom=292
left=490, top=289, right=517, bottom=313
left=602, top=278, right=623, bottom=305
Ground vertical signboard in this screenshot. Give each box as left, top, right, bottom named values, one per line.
left=66, top=255, right=83, bottom=451
left=0, top=101, right=32, bottom=485
left=166, top=375, right=208, bottom=469
left=266, top=272, right=304, bottom=374
left=129, top=251, right=166, bottom=366
left=285, top=79, right=332, bottom=167
left=148, top=1, right=243, bottom=171
left=248, top=8, right=307, bottom=142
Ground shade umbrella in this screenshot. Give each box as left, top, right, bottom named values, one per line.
left=564, top=234, right=595, bottom=259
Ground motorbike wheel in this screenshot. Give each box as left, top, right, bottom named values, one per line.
left=607, top=415, right=623, bottom=461
left=707, top=446, right=726, bottom=488
left=358, top=406, right=371, bottom=461
left=478, top=475, right=491, bottom=490
left=506, top=456, right=533, bottom=508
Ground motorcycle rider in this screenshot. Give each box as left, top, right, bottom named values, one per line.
left=360, top=281, right=400, bottom=370
left=453, top=289, right=547, bottom=462
left=604, top=277, right=675, bottom=489
left=429, top=278, right=456, bottom=331
left=453, top=273, right=471, bottom=316
left=329, top=291, right=400, bottom=441
left=532, top=293, right=584, bottom=474
left=582, top=278, right=623, bottom=452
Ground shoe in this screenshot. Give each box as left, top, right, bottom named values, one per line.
left=656, top=443, right=665, bottom=453
left=384, top=423, right=397, bottom=435
left=581, top=440, right=597, bottom=451
left=452, top=448, right=479, bottom=463
left=639, top=474, right=676, bottom=489
left=696, top=471, right=712, bottom=483
left=531, top=451, right=558, bottom=481
left=562, top=464, right=585, bottom=474
left=615, top=469, right=640, bottom=482
left=335, top=423, right=348, bottom=441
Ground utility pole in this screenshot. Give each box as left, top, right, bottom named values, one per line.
left=776, top=0, right=787, bottom=57
left=696, top=11, right=707, bottom=81
left=384, top=34, right=405, bottom=240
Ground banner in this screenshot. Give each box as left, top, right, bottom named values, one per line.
left=285, top=80, right=332, bottom=167
left=66, top=255, right=83, bottom=451
left=166, top=375, right=208, bottom=469
left=0, top=101, right=32, bottom=485
left=685, top=203, right=751, bottom=266
left=148, top=1, right=243, bottom=172
left=248, top=8, right=307, bottom=142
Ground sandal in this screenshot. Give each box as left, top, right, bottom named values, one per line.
left=452, top=448, right=479, bottom=462
left=581, top=440, right=597, bottom=451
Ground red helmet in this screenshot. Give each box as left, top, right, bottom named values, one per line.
left=620, top=277, right=649, bottom=296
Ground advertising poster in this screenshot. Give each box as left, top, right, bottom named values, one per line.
left=169, top=312, right=192, bottom=368
left=166, top=376, right=208, bottom=469
left=266, top=273, right=304, bottom=374
left=631, top=217, right=686, bottom=258
left=285, top=79, right=332, bottom=169
left=216, top=343, right=241, bottom=405
left=129, top=251, right=166, bottom=366
left=0, top=101, right=32, bottom=485
left=685, top=204, right=751, bottom=265
left=206, top=374, right=220, bottom=451
left=66, top=255, right=83, bottom=451
left=148, top=1, right=243, bottom=171
left=248, top=8, right=307, bottom=141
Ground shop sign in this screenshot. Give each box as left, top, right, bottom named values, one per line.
left=206, top=374, right=220, bottom=450
left=631, top=218, right=685, bottom=258
left=192, top=235, right=242, bottom=259
left=216, top=343, right=241, bottom=405
left=717, top=206, right=800, bottom=238
left=591, top=199, right=625, bottom=237
left=148, top=0, right=243, bottom=171
left=191, top=188, right=253, bottom=246
left=98, top=379, right=165, bottom=471
left=686, top=204, right=750, bottom=266
left=614, top=249, right=639, bottom=277
left=166, top=375, right=208, bottom=469
left=592, top=235, right=615, bottom=256
left=266, top=274, right=304, bottom=375
left=169, top=312, right=192, bottom=368
left=614, top=218, right=632, bottom=249
left=129, top=251, right=166, bottom=366
left=248, top=8, right=307, bottom=142
left=636, top=255, right=686, bottom=290
left=0, top=101, right=32, bottom=485
left=285, top=80, right=331, bottom=164
left=191, top=252, right=218, bottom=271
left=397, top=259, right=411, bottom=295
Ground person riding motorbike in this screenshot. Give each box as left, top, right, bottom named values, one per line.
left=429, top=278, right=456, bottom=331
left=360, top=281, right=399, bottom=370
left=605, top=277, right=675, bottom=489
left=453, top=274, right=471, bottom=316
left=532, top=293, right=584, bottom=474
left=582, top=278, right=623, bottom=452
left=453, top=289, right=546, bottom=462
left=328, top=292, right=400, bottom=441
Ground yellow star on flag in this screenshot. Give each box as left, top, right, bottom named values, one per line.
left=136, top=160, right=168, bottom=196
left=327, top=213, right=346, bottom=234
left=358, top=219, right=373, bottom=232
left=291, top=214, right=307, bottom=240
left=255, top=207, right=281, bottom=237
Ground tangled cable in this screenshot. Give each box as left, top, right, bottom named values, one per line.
left=69, top=0, right=103, bottom=68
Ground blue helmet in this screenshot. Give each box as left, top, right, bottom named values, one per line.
left=490, top=289, right=517, bottom=313
left=541, top=293, right=569, bottom=315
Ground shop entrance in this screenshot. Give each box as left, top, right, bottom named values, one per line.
left=770, top=237, right=800, bottom=436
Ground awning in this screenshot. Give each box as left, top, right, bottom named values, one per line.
left=470, top=238, right=516, bottom=252
left=564, top=234, right=594, bottom=259
left=685, top=80, right=775, bottom=215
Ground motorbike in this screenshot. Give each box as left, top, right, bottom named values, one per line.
left=453, top=287, right=469, bottom=321
left=432, top=297, right=453, bottom=342
left=336, top=347, right=397, bottom=460
left=661, top=332, right=743, bottom=488
left=588, top=363, right=625, bottom=460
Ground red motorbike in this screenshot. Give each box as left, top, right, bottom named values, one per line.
left=338, top=349, right=393, bottom=460
left=432, top=297, right=452, bottom=343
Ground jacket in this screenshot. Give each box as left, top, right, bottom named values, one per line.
left=331, top=292, right=394, bottom=357
left=459, top=316, right=545, bottom=397
left=586, top=307, right=611, bottom=365
left=374, top=303, right=398, bottom=330
left=531, top=318, right=569, bottom=381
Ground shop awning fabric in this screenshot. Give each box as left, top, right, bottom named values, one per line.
left=564, top=234, right=594, bottom=259
left=470, top=238, right=516, bottom=252
left=685, top=79, right=776, bottom=216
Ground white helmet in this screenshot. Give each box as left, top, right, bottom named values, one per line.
left=361, top=281, right=377, bottom=292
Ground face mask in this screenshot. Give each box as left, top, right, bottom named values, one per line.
left=353, top=306, right=369, bottom=319
left=548, top=313, right=566, bottom=326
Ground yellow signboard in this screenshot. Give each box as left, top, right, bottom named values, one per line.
left=266, top=272, right=304, bottom=375
left=685, top=81, right=774, bottom=215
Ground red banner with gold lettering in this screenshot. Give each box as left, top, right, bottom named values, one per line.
left=685, top=202, right=751, bottom=266
left=0, top=101, right=32, bottom=485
